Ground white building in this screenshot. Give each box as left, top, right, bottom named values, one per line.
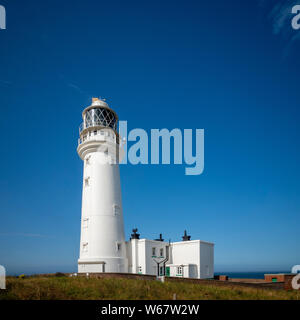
left=77, top=98, right=214, bottom=279
left=126, top=231, right=214, bottom=278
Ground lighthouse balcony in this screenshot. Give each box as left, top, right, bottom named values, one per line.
left=78, top=128, right=119, bottom=146
left=79, top=121, right=116, bottom=133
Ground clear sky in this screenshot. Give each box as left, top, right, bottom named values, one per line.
left=0, top=0, right=299, bottom=275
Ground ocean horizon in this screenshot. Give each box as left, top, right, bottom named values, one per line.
left=214, top=271, right=290, bottom=279
left=6, top=270, right=292, bottom=279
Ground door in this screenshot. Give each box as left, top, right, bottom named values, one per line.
left=166, top=267, right=170, bottom=277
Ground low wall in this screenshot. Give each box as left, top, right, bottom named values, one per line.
left=164, top=276, right=285, bottom=290
left=229, top=278, right=265, bottom=284
left=77, top=272, right=156, bottom=281
left=41, top=272, right=288, bottom=290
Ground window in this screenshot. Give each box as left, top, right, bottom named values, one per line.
left=84, top=177, right=90, bottom=186
left=82, top=243, right=88, bottom=252
left=113, top=204, right=121, bottom=216
left=85, top=155, right=91, bottom=165
left=159, top=266, right=164, bottom=276
left=160, top=248, right=164, bottom=257
left=152, top=247, right=156, bottom=257
left=83, top=218, right=89, bottom=228
left=177, top=266, right=183, bottom=276
left=94, top=130, right=97, bottom=136
left=117, top=243, right=121, bottom=251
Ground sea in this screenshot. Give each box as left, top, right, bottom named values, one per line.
left=214, top=271, right=290, bottom=279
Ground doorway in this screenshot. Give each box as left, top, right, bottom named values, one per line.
left=165, top=266, right=170, bottom=277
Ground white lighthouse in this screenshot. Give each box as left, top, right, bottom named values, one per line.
left=76, top=97, right=214, bottom=278
left=77, top=98, right=128, bottom=273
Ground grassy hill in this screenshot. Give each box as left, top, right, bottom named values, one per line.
left=0, top=275, right=299, bottom=300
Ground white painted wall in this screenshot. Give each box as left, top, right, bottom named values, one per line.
left=200, top=241, right=214, bottom=278
left=170, top=240, right=200, bottom=278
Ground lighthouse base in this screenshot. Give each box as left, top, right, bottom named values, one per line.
left=78, top=258, right=128, bottom=274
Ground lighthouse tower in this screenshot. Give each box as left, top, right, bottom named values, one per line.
left=77, top=98, right=128, bottom=273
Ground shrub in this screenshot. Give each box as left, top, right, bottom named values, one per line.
left=54, top=272, right=66, bottom=277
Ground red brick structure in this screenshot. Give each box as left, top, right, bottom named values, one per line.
left=214, top=275, right=228, bottom=281
left=283, top=274, right=300, bottom=291
left=264, top=273, right=300, bottom=290
left=264, top=274, right=286, bottom=283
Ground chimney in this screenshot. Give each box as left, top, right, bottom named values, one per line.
left=182, top=230, right=191, bottom=241
left=130, top=228, right=140, bottom=240
left=155, top=233, right=164, bottom=242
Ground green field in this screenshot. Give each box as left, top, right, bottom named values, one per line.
left=0, top=275, right=299, bottom=300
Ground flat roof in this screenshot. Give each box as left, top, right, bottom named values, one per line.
left=171, top=239, right=214, bottom=246
left=138, top=239, right=168, bottom=244
left=134, top=238, right=214, bottom=246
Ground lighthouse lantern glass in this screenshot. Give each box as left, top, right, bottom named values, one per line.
left=84, top=108, right=117, bottom=131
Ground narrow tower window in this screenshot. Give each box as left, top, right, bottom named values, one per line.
left=82, top=243, right=88, bottom=252
left=113, top=204, right=121, bottom=216
left=85, top=155, right=91, bottom=165
left=84, top=177, right=90, bottom=186
left=83, top=218, right=89, bottom=228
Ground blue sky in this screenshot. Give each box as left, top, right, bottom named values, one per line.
left=0, top=0, right=299, bottom=275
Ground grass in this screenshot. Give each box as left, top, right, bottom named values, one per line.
left=0, top=275, right=299, bottom=300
